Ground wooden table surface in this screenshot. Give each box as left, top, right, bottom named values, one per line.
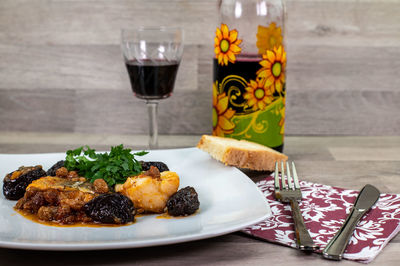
left=1, top=134, right=400, bottom=265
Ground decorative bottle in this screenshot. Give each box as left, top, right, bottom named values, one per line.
left=212, top=0, right=286, bottom=152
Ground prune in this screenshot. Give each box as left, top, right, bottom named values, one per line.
left=140, top=161, right=169, bottom=172
left=167, top=186, right=200, bottom=216
left=46, top=160, right=65, bottom=176
left=3, top=166, right=47, bottom=200
left=84, top=193, right=135, bottom=224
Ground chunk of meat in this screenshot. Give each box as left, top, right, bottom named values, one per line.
left=37, top=206, right=58, bottom=221
left=43, top=188, right=59, bottom=205
left=58, top=190, right=95, bottom=211
left=55, top=168, right=85, bottom=182
left=46, top=160, right=65, bottom=176
left=56, top=167, right=68, bottom=178
left=67, top=171, right=79, bottom=179
left=93, top=179, right=109, bottom=193
left=143, top=166, right=161, bottom=179
left=116, top=171, right=179, bottom=213
left=15, top=176, right=98, bottom=224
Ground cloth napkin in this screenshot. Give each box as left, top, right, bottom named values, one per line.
left=242, top=176, right=400, bottom=263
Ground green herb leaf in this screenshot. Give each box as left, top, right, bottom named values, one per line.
left=64, top=145, right=147, bottom=187
left=133, top=151, right=149, bottom=156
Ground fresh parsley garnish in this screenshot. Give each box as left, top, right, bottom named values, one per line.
left=65, top=144, right=148, bottom=187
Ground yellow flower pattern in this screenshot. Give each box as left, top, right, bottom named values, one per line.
left=212, top=82, right=236, bottom=136
left=214, top=24, right=242, bottom=66
left=256, top=45, right=286, bottom=95
left=244, top=79, right=275, bottom=111
left=256, top=22, right=283, bottom=54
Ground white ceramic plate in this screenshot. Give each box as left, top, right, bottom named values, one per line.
left=0, top=147, right=271, bottom=250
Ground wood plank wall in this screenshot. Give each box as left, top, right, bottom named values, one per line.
left=0, top=0, right=399, bottom=136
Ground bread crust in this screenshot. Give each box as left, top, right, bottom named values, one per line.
left=197, top=135, right=288, bottom=171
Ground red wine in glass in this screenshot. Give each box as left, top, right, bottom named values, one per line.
left=125, top=59, right=180, bottom=100
left=121, top=27, right=184, bottom=149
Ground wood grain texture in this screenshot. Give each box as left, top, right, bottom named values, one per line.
left=0, top=44, right=198, bottom=91
left=286, top=46, right=400, bottom=92
left=1, top=88, right=399, bottom=135
left=0, top=89, right=212, bottom=134
left=1, top=0, right=399, bottom=46
left=0, top=0, right=218, bottom=45
left=286, top=0, right=400, bottom=47
left=0, top=135, right=399, bottom=265
left=285, top=90, right=400, bottom=136
left=0, top=132, right=200, bottom=151
left=1, top=44, right=398, bottom=92
left=0, top=89, right=76, bottom=133
left=0, top=0, right=399, bottom=135
left=329, top=147, right=400, bottom=161
left=0, top=238, right=399, bottom=265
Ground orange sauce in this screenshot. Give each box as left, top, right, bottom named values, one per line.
left=135, top=213, right=151, bottom=218
left=14, top=208, right=134, bottom=228
left=156, top=212, right=175, bottom=219
left=14, top=209, right=199, bottom=226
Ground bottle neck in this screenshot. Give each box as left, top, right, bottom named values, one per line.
left=219, top=0, right=285, bottom=56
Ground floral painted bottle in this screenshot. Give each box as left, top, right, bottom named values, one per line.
left=213, top=0, right=286, bottom=152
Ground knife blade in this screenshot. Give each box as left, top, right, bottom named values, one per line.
left=322, top=184, right=380, bottom=260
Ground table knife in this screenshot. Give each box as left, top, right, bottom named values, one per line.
left=322, top=184, right=380, bottom=260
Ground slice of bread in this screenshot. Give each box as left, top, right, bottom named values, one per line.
left=197, top=135, right=288, bottom=171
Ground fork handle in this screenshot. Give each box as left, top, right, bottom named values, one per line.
left=290, top=199, right=319, bottom=251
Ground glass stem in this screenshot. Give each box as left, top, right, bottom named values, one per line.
left=146, top=100, right=159, bottom=149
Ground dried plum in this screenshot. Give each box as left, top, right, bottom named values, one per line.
left=167, top=186, right=200, bottom=216
left=46, top=160, right=65, bottom=176
left=3, top=166, right=47, bottom=200
left=84, top=193, right=135, bottom=224
left=140, top=161, right=169, bottom=172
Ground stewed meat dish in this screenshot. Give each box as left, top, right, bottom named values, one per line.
left=2, top=145, right=200, bottom=226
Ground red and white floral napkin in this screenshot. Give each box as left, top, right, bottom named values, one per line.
left=242, top=176, right=400, bottom=263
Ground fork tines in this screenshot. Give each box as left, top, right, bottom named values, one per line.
left=274, top=161, right=301, bottom=192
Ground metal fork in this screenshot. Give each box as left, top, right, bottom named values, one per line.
left=274, top=161, right=319, bottom=251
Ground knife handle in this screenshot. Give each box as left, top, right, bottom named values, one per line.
left=322, top=207, right=366, bottom=260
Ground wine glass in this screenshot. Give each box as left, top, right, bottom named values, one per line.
left=121, top=27, right=184, bottom=149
